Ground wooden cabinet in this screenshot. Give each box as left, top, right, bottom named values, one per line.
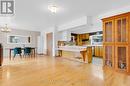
left=102, top=12, right=130, bottom=74
left=94, top=46, right=103, bottom=57
left=115, top=17, right=129, bottom=44
left=103, top=45, right=114, bottom=68
left=76, top=33, right=89, bottom=46
left=82, top=34, right=89, bottom=39
left=103, top=20, right=114, bottom=44
left=115, top=45, right=128, bottom=71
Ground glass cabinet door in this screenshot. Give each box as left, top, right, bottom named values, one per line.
left=115, top=17, right=128, bottom=43
left=104, top=46, right=114, bottom=67
left=103, top=20, right=114, bottom=43
left=116, top=46, right=128, bottom=70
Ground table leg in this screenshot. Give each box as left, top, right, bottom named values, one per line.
left=9, top=49, right=11, bottom=60
left=58, top=50, right=62, bottom=57
left=61, top=50, right=62, bottom=57
left=80, top=51, right=87, bottom=62
left=87, top=47, right=92, bottom=63
left=34, top=49, right=35, bottom=57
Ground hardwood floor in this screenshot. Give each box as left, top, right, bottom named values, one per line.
left=0, top=56, right=130, bottom=86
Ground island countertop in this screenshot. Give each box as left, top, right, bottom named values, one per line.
left=56, top=46, right=88, bottom=52
left=83, top=45, right=103, bottom=47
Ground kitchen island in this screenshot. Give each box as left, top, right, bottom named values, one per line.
left=57, top=46, right=92, bottom=63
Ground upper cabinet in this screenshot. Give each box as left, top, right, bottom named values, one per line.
left=76, top=33, right=89, bottom=46
left=115, top=45, right=128, bottom=71
left=103, top=20, right=114, bottom=44
left=115, top=17, right=129, bottom=44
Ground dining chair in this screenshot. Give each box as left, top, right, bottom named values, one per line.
left=13, top=47, right=22, bottom=59
left=24, top=47, right=32, bottom=57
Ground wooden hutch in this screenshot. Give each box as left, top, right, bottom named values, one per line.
left=102, top=12, right=130, bottom=74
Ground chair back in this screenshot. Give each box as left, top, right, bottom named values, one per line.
left=24, top=47, right=32, bottom=54
left=14, top=47, right=22, bottom=54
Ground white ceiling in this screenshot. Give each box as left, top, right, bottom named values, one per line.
left=7, top=0, right=130, bottom=31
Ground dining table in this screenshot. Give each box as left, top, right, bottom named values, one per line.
left=9, top=48, right=36, bottom=60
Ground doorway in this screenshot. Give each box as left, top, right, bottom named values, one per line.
left=46, top=33, right=53, bottom=56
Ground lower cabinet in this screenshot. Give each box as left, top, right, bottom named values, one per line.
left=103, top=45, right=114, bottom=68
left=94, top=46, right=103, bottom=57
left=115, top=45, right=128, bottom=72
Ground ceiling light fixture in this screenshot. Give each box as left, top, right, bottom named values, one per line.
left=48, top=5, right=58, bottom=13
left=1, top=24, right=11, bottom=33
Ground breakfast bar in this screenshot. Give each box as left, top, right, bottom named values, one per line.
left=57, top=46, right=92, bottom=63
